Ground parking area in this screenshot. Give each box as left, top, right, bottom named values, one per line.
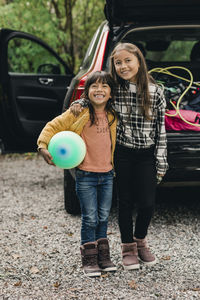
left=0, top=153, right=200, bottom=299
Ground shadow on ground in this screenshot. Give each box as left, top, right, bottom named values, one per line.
left=156, top=186, right=200, bottom=220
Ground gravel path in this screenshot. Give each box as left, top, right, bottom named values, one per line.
left=0, top=153, right=200, bottom=300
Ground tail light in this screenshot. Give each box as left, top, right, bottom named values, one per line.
left=69, top=76, right=87, bottom=105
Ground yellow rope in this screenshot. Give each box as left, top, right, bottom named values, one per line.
left=149, top=66, right=200, bottom=127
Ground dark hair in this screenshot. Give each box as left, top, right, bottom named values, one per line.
left=110, top=43, right=154, bottom=120
left=82, top=71, right=116, bottom=126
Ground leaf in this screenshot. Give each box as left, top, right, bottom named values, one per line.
left=30, top=266, right=40, bottom=274
left=161, top=255, right=171, bottom=260
left=128, top=280, right=138, bottom=290
left=67, top=232, right=73, bottom=236
left=191, top=288, right=200, bottom=291
left=107, top=232, right=113, bottom=235
left=14, top=281, right=22, bottom=287
left=182, top=287, right=200, bottom=292
left=12, top=254, right=21, bottom=259
left=53, top=282, right=61, bottom=288
left=101, top=273, right=109, bottom=278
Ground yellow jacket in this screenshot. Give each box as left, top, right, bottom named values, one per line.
left=37, top=108, right=117, bottom=166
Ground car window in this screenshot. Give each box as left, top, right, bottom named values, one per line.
left=121, top=26, right=200, bottom=62
left=7, top=37, right=65, bottom=75
left=145, top=40, right=196, bottom=62
left=80, top=21, right=106, bottom=71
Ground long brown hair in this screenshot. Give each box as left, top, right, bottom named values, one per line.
left=81, top=71, right=116, bottom=126
left=110, top=42, right=154, bottom=120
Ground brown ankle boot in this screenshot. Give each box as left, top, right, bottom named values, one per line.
left=121, top=242, right=140, bottom=270
left=97, top=238, right=117, bottom=272
left=133, top=237, right=157, bottom=266
left=80, top=241, right=101, bottom=277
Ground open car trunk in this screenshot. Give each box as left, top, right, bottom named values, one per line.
left=112, top=23, right=200, bottom=135
left=105, top=0, right=200, bottom=25
left=104, top=2, right=200, bottom=182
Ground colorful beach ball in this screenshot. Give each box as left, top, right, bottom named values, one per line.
left=48, top=131, right=86, bottom=169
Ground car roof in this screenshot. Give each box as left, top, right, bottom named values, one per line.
left=104, top=0, right=200, bottom=26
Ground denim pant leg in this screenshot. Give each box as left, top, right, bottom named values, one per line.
left=95, top=171, right=113, bottom=240
left=76, top=170, right=98, bottom=245
left=75, top=169, right=113, bottom=245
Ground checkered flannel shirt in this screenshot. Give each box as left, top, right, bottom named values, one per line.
left=72, top=82, right=168, bottom=175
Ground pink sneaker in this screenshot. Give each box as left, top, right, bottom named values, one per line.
left=133, top=237, right=157, bottom=266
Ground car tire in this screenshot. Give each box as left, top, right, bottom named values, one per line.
left=64, top=169, right=81, bottom=215
left=0, top=139, right=5, bottom=154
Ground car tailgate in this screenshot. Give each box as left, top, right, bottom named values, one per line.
left=105, top=0, right=200, bottom=25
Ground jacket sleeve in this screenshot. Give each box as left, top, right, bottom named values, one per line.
left=37, top=110, right=76, bottom=150
left=154, top=87, right=169, bottom=175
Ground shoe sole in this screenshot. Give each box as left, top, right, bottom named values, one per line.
left=84, top=271, right=101, bottom=277
left=123, top=264, right=140, bottom=270
left=139, top=258, right=157, bottom=266
left=101, top=267, right=117, bottom=272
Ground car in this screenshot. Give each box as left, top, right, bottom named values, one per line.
left=1, top=1, right=200, bottom=215
left=62, top=0, right=200, bottom=214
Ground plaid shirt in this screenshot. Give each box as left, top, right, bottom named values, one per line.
left=72, top=82, right=168, bottom=174
left=115, top=83, right=168, bottom=174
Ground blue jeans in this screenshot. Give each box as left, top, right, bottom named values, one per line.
left=75, top=169, right=114, bottom=245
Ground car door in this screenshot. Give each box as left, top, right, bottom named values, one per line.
left=0, top=28, right=74, bottom=152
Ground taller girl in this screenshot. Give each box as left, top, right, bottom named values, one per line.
left=110, top=43, right=168, bottom=269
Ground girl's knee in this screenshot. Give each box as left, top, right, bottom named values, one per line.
left=82, top=216, right=98, bottom=229
left=99, top=217, right=109, bottom=225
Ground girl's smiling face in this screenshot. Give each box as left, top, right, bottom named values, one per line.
left=113, top=50, right=140, bottom=83
left=88, top=80, right=111, bottom=110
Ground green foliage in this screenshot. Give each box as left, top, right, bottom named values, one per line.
left=146, top=41, right=197, bottom=62
left=8, top=38, right=65, bottom=74
left=0, top=0, right=105, bottom=72
left=73, top=0, right=105, bottom=67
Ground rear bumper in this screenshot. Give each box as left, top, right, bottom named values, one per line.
left=162, top=165, right=200, bottom=185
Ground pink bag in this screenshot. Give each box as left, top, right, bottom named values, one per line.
left=165, top=109, right=200, bottom=131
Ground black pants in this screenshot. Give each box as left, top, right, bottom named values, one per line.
left=114, top=144, right=157, bottom=243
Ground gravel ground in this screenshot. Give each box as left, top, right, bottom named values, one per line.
left=0, top=153, right=200, bottom=300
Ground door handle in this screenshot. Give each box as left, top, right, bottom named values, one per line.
left=38, top=78, right=54, bottom=85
